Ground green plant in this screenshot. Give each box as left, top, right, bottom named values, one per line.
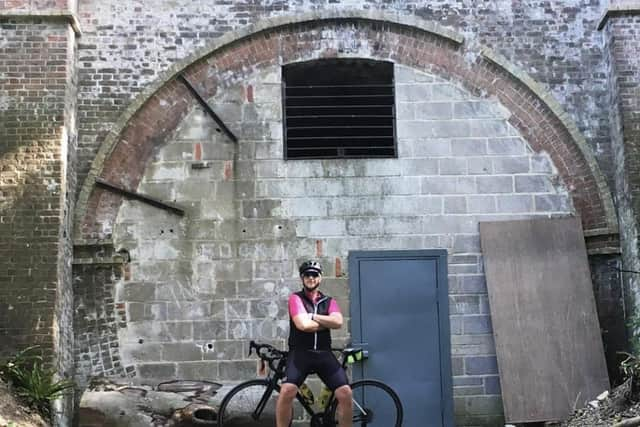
left=619, top=352, right=640, bottom=380
left=0, top=346, right=74, bottom=420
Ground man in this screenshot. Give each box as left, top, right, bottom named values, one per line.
left=275, top=260, right=352, bottom=427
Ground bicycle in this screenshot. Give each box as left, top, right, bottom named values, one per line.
left=217, top=340, right=403, bottom=427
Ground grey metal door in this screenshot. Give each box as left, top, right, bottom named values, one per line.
left=349, top=250, right=453, bottom=427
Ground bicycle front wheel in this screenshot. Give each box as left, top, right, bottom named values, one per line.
left=217, top=379, right=278, bottom=427
left=328, top=379, right=403, bottom=427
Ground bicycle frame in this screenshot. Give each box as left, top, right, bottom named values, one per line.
left=252, top=355, right=334, bottom=423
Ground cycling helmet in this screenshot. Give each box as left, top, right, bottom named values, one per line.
left=299, top=260, right=322, bottom=275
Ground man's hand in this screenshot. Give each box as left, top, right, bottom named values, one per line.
left=313, top=312, right=343, bottom=329
left=292, top=312, right=322, bottom=332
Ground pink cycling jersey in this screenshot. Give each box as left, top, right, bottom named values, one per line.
left=289, top=293, right=340, bottom=317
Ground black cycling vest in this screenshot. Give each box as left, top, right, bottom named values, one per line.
left=288, top=290, right=333, bottom=351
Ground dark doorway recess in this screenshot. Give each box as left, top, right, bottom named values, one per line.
left=282, top=58, right=396, bottom=159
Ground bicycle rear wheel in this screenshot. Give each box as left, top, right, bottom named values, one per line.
left=217, top=379, right=277, bottom=427
left=328, top=379, right=403, bottom=427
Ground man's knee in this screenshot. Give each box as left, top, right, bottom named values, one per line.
left=278, top=383, right=299, bottom=401
left=334, top=385, right=352, bottom=403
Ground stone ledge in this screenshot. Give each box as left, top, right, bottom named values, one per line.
left=0, top=10, right=82, bottom=35
left=598, top=3, right=640, bottom=30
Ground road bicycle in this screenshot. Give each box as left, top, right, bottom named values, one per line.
left=217, top=340, right=403, bottom=427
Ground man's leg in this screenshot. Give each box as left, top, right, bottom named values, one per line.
left=334, top=384, right=352, bottom=427
left=276, top=383, right=298, bottom=427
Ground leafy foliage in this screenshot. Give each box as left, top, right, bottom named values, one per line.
left=0, top=346, right=74, bottom=420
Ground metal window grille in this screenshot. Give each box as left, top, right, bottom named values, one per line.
left=283, top=59, right=396, bottom=159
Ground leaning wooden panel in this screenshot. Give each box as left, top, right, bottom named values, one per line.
left=479, top=217, right=609, bottom=423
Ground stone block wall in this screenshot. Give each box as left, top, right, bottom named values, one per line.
left=69, top=61, right=579, bottom=425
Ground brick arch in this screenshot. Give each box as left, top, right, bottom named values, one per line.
left=75, top=11, right=618, bottom=248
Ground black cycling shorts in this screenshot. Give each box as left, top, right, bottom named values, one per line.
left=283, top=349, right=349, bottom=391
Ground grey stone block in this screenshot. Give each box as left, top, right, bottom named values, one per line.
left=226, top=299, right=250, bottom=319
left=531, top=154, right=554, bottom=173
left=414, top=102, right=453, bottom=120
left=453, top=376, right=483, bottom=386
left=166, top=301, right=211, bottom=321
left=176, top=361, right=219, bottom=380
left=300, top=219, right=346, bottom=236
left=347, top=218, right=385, bottom=235
left=463, top=315, right=493, bottom=334
left=201, top=142, right=236, bottom=160
left=452, top=357, right=464, bottom=376
left=444, top=196, right=467, bottom=214
left=412, top=138, right=451, bottom=157
left=492, top=156, right=530, bottom=174
left=383, top=217, right=423, bottom=234
left=476, top=176, right=513, bottom=194
left=470, top=120, right=513, bottom=137
left=431, top=83, right=468, bottom=101
left=243, top=199, right=282, bottom=218
left=496, top=194, right=534, bottom=213
left=128, top=302, right=168, bottom=322
left=467, top=157, right=493, bottom=175
left=250, top=299, right=287, bottom=318
left=450, top=316, right=463, bottom=335
left=218, top=360, right=256, bottom=381
left=423, top=215, right=477, bottom=234
left=400, top=158, right=438, bottom=176
left=395, top=83, right=432, bottom=102
left=203, top=340, right=244, bottom=361
left=162, top=342, right=205, bottom=362
left=488, top=137, right=526, bottom=155
left=256, top=160, right=286, bottom=178
left=453, top=101, right=496, bottom=119
left=451, top=138, right=487, bottom=156
left=515, top=175, right=553, bottom=192
left=255, top=140, right=282, bottom=160
left=122, top=282, right=156, bottom=302
left=449, top=275, right=487, bottom=294
left=396, top=102, right=415, bottom=119
left=364, top=159, right=402, bottom=176
left=468, top=193, right=499, bottom=214
left=465, top=356, right=498, bottom=375
left=484, top=375, right=502, bottom=395
left=535, top=194, right=571, bottom=212
left=137, top=363, right=177, bottom=380
left=454, top=385, right=485, bottom=395
left=455, top=395, right=503, bottom=415
left=121, top=343, right=163, bottom=363
left=193, top=320, right=227, bottom=340
left=286, top=161, right=324, bottom=178
left=449, top=295, right=480, bottom=315
left=439, top=158, right=468, bottom=175
left=282, top=198, right=326, bottom=217
left=422, top=176, right=476, bottom=194
left=453, top=234, right=481, bottom=253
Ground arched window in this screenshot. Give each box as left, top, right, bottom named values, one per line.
left=282, top=59, right=396, bottom=159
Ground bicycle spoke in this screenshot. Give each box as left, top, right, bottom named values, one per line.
left=329, top=380, right=402, bottom=427
left=218, top=380, right=277, bottom=427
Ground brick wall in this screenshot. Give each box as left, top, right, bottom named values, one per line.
left=603, top=8, right=640, bottom=350
left=0, top=9, right=78, bottom=425
left=74, top=0, right=614, bottom=194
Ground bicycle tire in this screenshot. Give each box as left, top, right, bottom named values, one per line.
left=217, top=379, right=278, bottom=427
left=327, top=379, right=403, bottom=427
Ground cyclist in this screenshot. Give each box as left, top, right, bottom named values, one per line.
left=275, top=260, right=353, bottom=427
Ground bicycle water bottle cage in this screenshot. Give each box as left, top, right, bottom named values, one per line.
left=344, top=348, right=364, bottom=364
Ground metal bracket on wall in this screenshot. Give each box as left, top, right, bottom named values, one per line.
left=95, top=177, right=185, bottom=216
left=177, top=74, right=238, bottom=143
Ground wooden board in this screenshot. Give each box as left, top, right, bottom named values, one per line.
left=479, top=217, right=609, bottom=423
